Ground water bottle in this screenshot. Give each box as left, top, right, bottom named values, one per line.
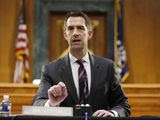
left=0, top=102, right=2, bottom=116
left=1, top=95, right=11, bottom=117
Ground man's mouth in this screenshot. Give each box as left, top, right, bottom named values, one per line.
left=72, top=39, right=81, bottom=42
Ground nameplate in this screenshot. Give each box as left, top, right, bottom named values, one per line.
left=22, top=106, right=73, bottom=116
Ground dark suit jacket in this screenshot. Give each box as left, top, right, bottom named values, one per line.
left=33, top=54, right=131, bottom=117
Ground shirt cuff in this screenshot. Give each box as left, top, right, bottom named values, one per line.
left=44, top=100, right=50, bottom=107
left=44, top=100, right=60, bottom=107
left=110, top=110, right=119, bottom=117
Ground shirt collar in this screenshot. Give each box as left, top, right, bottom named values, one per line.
left=69, top=52, right=90, bottom=64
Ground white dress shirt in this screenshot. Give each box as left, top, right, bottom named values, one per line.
left=69, top=52, right=91, bottom=98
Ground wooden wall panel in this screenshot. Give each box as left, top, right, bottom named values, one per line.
left=124, top=0, right=160, bottom=83
left=0, top=0, right=160, bottom=84
left=0, top=0, right=33, bottom=83
left=0, top=0, right=20, bottom=83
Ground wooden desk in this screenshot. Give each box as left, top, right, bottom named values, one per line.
left=0, top=83, right=160, bottom=116
left=123, top=84, right=160, bottom=116
left=0, top=83, right=38, bottom=114
left=1, top=115, right=160, bottom=120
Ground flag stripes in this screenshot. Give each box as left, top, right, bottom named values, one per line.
left=13, top=1, right=29, bottom=83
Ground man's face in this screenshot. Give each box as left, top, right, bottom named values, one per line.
left=64, top=16, right=92, bottom=51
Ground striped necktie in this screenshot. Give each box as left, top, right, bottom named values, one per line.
left=76, top=59, right=89, bottom=104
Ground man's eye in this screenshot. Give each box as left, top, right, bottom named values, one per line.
left=78, top=26, right=85, bottom=30
left=68, top=27, right=73, bottom=31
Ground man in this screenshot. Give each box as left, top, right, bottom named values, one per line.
left=33, top=11, right=131, bottom=117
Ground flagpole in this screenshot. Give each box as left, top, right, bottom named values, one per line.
left=114, top=0, right=118, bottom=64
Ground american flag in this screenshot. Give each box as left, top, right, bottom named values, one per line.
left=13, top=2, right=29, bottom=83
left=114, top=0, right=129, bottom=82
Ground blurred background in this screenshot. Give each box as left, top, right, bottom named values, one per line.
left=0, top=0, right=160, bottom=117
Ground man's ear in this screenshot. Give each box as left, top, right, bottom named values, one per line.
left=88, top=30, right=93, bottom=40
left=64, top=32, right=67, bottom=40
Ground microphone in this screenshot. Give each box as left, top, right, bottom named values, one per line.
left=73, top=104, right=92, bottom=116
left=85, top=112, right=88, bottom=120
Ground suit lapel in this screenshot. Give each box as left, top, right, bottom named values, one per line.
left=87, top=54, right=101, bottom=103
left=59, top=55, right=79, bottom=103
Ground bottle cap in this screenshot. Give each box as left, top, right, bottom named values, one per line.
left=3, top=95, right=9, bottom=100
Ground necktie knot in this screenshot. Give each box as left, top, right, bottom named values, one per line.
left=76, top=59, right=84, bottom=66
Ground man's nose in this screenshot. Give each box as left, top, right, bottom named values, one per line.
left=72, top=28, right=79, bottom=36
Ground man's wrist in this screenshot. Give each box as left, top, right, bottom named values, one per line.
left=109, top=110, right=119, bottom=117
left=44, top=100, right=59, bottom=107
left=49, top=101, right=60, bottom=107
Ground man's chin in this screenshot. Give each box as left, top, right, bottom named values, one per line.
left=71, top=47, right=83, bottom=51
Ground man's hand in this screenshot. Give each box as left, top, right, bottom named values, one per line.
left=92, top=110, right=114, bottom=117
left=48, top=82, right=68, bottom=107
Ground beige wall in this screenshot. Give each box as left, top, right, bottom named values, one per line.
left=0, top=0, right=160, bottom=83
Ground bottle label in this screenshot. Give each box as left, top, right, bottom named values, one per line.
left=2, top=106, right=11, bottom=112
left=1, top=106, right=11, bottom=117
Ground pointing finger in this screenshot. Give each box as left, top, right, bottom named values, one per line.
left=58, top=82, right=66, bottom=88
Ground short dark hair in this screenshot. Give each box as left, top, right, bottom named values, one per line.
left=64, top=11, right=92, bottom=31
